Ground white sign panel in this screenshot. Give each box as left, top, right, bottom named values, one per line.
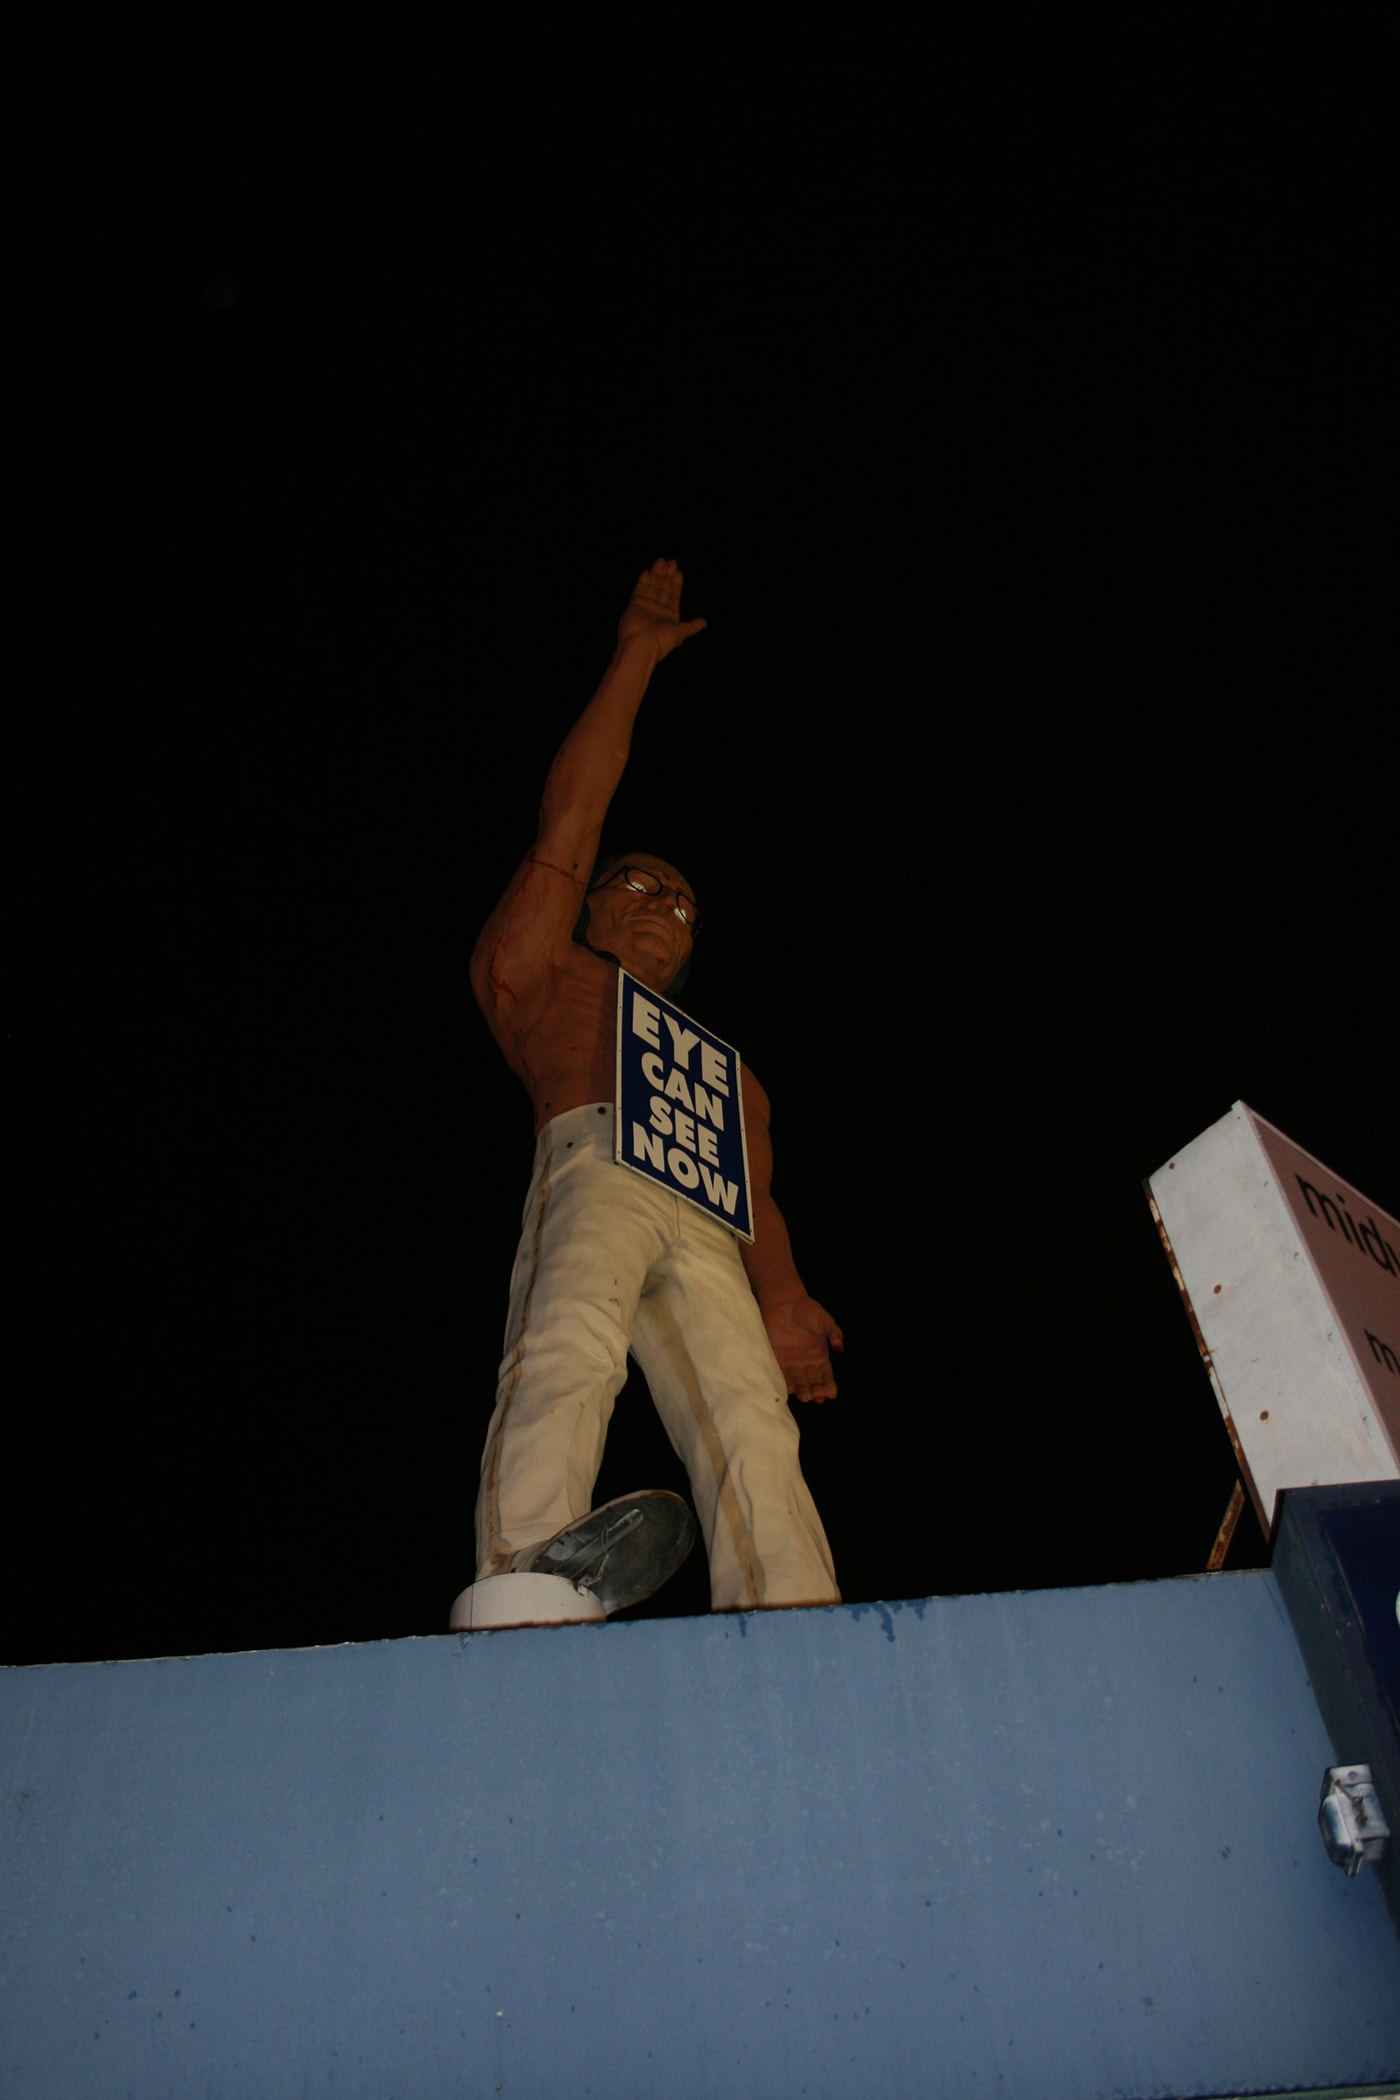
left=1147, top=1102, right=1400, bottom=1537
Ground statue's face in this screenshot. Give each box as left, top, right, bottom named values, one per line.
left=585, top=855, right=697, bottom=993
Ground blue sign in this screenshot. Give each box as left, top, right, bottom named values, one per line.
left=614, top=971, right=753, bottom=1240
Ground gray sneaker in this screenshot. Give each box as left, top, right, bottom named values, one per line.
left=518, top=1491, right=698, bottom=1615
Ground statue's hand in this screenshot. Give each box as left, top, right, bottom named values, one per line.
left=617, top=557, right=707, bottom=661
left=765, top=1294, right=843, bottom=1405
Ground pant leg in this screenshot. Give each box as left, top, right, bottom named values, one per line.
left=474, top=1106, right=673, bottom=1578
left=631, top=1207, right=840, bottom=1613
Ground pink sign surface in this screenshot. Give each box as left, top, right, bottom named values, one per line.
left=1148, top=1103, right=1399, bottom=1535
left=1248, top=1107, right=1400, bottom=1464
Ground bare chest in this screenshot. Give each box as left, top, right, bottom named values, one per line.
left=487, top=948, right=620, bottom=1130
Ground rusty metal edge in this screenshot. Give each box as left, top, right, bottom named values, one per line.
left=1146, top=1183, right=1274, bottom=1544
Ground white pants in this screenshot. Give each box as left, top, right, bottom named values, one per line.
left=475, top=1104, right=839, bottom=1611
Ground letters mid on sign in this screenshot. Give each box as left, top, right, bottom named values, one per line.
left=614, top=971, right=753, bottom=1241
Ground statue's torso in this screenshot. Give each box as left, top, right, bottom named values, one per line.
left=479, top=940, right=619, bottom=1132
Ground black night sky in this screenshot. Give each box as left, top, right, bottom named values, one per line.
left=16, top=33, right=1395, bottom=1665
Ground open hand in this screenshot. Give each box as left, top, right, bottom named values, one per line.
left=764, top=1294, right=844, bottom=1405
left=617, top=557, right=707, bottom=661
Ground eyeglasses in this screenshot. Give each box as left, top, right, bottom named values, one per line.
left=589, top=865, right=701, bottom=931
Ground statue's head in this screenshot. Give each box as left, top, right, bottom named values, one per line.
left=575, top=853, right=698, bottom=995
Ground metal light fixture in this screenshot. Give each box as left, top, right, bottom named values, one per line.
left=1317, top=1765, right=1391, bottom=1877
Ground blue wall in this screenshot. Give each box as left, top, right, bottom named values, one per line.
left=4, top=1573, right=1398, bottom=2099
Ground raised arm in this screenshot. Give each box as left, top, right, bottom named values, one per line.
left=739, top=1068, right=843, bottom=1404
left=470, top=560, right=705, bottom=1012
left=537, top=559, right=706, bottom=875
